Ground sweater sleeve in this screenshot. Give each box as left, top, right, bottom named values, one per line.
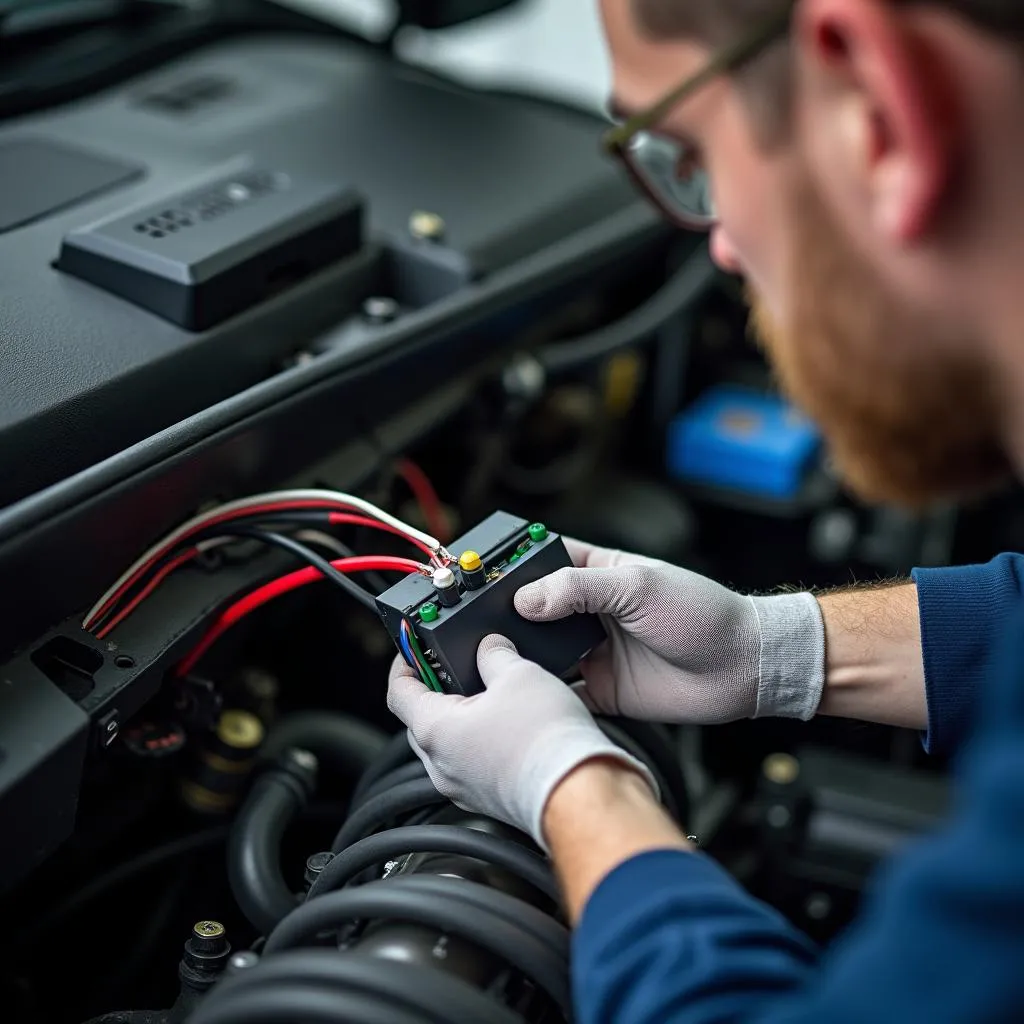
left=911, top=552, right=1024, bottom=755
left=573, top=603, right=1024, bottom=1024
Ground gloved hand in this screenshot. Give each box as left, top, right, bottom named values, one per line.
left=387, top=634, right=658, bottom=848
left=514, top=539, right=825, bottom=724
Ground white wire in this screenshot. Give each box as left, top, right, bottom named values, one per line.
left=83, top=489, right=444, bottom=629
left=293, top=530, right=352, bottom=559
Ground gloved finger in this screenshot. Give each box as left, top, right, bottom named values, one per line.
left=577, top=646, right=620, bottom=714
left=389, top=652, right=421, bottom=684
left=477, top=633, right=528, bottom=686
left=387, top=665, right=450, bottom=727
left=515, top=566, right=636, bottom=621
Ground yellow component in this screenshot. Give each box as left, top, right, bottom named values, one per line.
left=603, top=352, right=644, bottom=417
left=409, top=210, right=446, bottom=242
left=458, top=550, right=483, bottom=572
left=216, top=710, right=264, bottom=750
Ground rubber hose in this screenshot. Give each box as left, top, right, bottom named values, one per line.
left=353, top=760, right=427, bottom=807
left=195, top=950, right=521, bottom=1024
left=307, top=825, right=556, bottom=902
left=228, top=754, right=316, bottom=935
left=187, top=984, right=426, bottom=1024
left=261, top=713, right=387, bottom=779
left=402, top=873, right=567, bottom=960
left=539, top=242, right=716, bottom=373
left=331, top=778, right=446, bottom=853
left=263, top=876, right=571, bottom=1016
left=350, top=730, right=415, bottom=806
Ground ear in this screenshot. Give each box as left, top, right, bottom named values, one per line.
left=793, top=0, right=959, bottom=242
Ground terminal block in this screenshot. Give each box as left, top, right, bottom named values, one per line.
left=376, top=512, right=606, bottom=696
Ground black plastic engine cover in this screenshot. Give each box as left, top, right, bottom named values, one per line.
left=0, top=33, right=638, bottom=510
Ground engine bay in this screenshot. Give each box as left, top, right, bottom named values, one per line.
left=0, top=3, right=1016, bottom=1022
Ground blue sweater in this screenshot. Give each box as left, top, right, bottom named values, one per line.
left=574, top=553, right=1024, bottom=1023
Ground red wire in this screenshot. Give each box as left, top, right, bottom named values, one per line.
left=95, top=547, right=202, bottom=640
left=395, top=459, right=449, bottom=543
left=326, top=512, right=434, bottom=557
left=87, top=500, right=341, bottom=628
left=174, top=555, right=423, bottom=678
left=88, top=505, right=431, bottom=631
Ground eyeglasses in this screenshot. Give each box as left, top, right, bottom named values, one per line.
left=601, top=6, right=793, bottom=231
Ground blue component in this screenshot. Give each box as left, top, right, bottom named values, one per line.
left=666, top=386, right=821, bottom=499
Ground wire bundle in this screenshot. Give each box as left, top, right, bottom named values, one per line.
left=82, top=489, right=452, bottom=676
left=398, top=619, right=442, bottom=693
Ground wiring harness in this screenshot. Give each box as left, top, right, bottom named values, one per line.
left=80, top=486, right=454, bottom=688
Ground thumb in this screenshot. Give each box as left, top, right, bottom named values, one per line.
left=477, top=633, right=532, bottom=685
left=515, top=566, right=626, bottom=621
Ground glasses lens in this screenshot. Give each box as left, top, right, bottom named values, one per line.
left=625, top=131, right=715, bottom=228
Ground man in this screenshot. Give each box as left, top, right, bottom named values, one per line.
left=389, top=0, right=1024, bottom=1020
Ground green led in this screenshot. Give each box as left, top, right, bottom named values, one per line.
left=508, top=553, right=520, bottom=563
left=419, top=603, right=439, bottom=623
left=527, top=522, right=548, bottom=543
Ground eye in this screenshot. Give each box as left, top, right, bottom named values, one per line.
left=675, top=144, right=704, bottom=184
left=624, top=130, right=716, bottom=227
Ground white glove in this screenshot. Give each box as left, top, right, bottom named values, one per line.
left=387, top=634, right=658, bottom=848
left=514, top=539, right=825, bottom=724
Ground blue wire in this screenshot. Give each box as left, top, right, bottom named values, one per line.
left=398, top=620, right=416, bottom=668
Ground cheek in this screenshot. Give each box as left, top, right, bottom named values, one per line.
left=713, top=173, right=789, bottom=321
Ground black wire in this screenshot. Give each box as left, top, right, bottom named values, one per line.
left=307, top=825, right=556, bottom=903
left=92, top=508, right=397, bottom=631
left=213, top=526, right=377, bottom=612
left=538, top=242, right=717, bottom=373
left=246, top=512, right=392, bottom=593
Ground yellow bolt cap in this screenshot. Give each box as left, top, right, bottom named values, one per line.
left=459, top=550, right=483, bottom=572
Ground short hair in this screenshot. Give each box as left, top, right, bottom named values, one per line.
left=630, top=1, right=1024, bottom=143
left=633, top=0, right=1024, bottom=44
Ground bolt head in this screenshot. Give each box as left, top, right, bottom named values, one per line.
left=362, top=296, right=399, bottom=324
left=409, top=210, right=445, bottom=242
left=763, top=753, right=800, bottom=786
left=194, top=920, right=225, bottom=939
left=502, top=354, right=545, bottom=400
left=290, top=748, right=318, bottom=772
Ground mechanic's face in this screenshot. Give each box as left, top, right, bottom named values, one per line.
left=602, top=0, right=1012, bottom=506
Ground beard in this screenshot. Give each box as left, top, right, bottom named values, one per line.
left=747, top=176, right=1012, bottom=509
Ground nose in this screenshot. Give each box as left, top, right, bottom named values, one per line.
left=710, top=226, right=742, bottom=275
